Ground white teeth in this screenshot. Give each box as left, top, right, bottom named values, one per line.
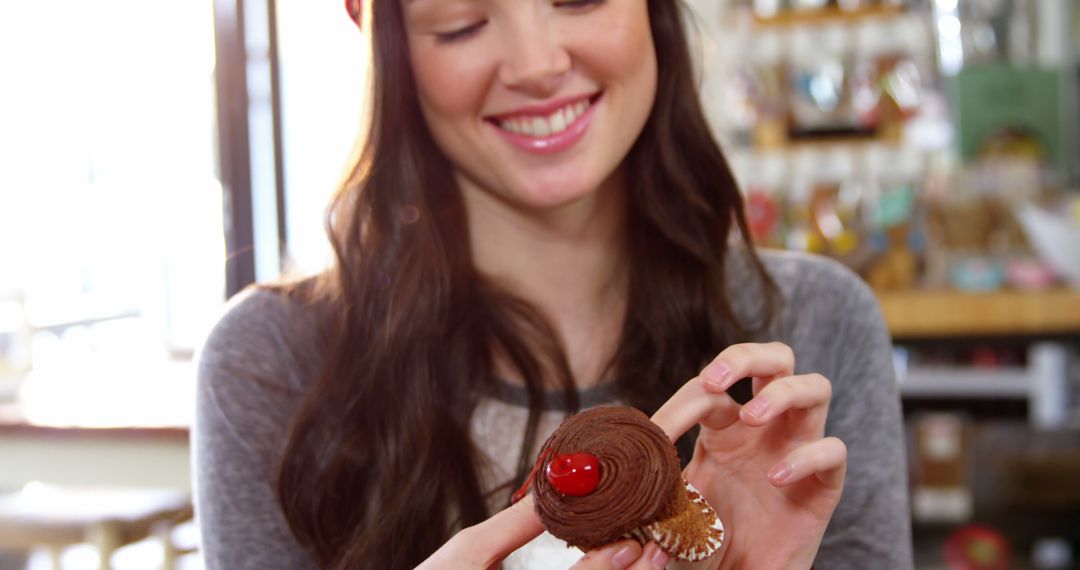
left=551, top=109, right=567, bottom=133
left=563, top=106, right=579, bottom=124
left=498, top=98, right=591, bottom=137
left=531, top=116, right=551, bottom=136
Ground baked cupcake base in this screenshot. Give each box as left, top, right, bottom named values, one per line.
left=630, top=479, right=725, bottom=562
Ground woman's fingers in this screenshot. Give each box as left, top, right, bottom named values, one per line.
left=572, top=541, right=671, bottom=570
left=421, top=494, right=544, bottom=569
left=700, top=342, right=795, bottom=392
left=767, top=436, right=847, bottom=490
left=652, top=376, right=741, bottom=442
left=571, top=540, right=642, bottom=570
left=467, top=494, right=545, bottom=564
left=737, top=373, right=832, bottom=436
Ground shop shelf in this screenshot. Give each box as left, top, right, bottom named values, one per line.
left=898, top=366, right=1030, bottom=399
left=751, top=4, right=906, bottom=27
left=878, top=288, right=1080, bottom=339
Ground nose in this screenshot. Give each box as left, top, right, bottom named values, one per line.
left=498, top=18, right=572, bottom=97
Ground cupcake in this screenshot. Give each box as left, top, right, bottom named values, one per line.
left=514, top=406, right=725, bottom=562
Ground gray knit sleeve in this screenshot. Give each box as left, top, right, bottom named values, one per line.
left=778, top=255, right=914, bottom=569
left=192, top=289, right=319, bottom=570
left=730, top=250, right=912, bottom=568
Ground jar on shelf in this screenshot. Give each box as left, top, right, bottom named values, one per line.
left=851, top=18, right=928, bottom=142
left=742, top=31, right=787, bottom=149
left=786, top=26, right=861, bottom=137
left=863, top=146, right=928, bottom=289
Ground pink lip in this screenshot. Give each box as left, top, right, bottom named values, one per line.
left=486, top=93, right=601, bottom=155
left=487, top=93, right=597, bottom=122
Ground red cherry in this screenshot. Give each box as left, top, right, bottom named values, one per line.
left=546, top=452, right=601, bottom=496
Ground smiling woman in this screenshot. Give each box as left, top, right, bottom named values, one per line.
left=193, top=0, right=912, bottom=569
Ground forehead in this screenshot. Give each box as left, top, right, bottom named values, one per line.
left=402, top=0, right=504, bottom=12
left=403, top=0, right=471, bottom=6
left=402, top=0, right=474, bottom=16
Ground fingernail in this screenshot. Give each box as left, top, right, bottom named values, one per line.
left=612, top=546, right=638, bottom=569
left=768, top=462, right=793, bottom=484
left=742, top=397, right=769, bottom=419
left=702, top=361, right=730, bottom=387
left=650, top=544, right=671, bottom=569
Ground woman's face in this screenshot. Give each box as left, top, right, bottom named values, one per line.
left=402, top=0, right=657, bottom=212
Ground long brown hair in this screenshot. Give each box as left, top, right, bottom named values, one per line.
left=275, top=1, right=776, bottom=568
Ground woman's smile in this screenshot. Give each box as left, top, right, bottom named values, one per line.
left=486, top=92, right=602, bottom=154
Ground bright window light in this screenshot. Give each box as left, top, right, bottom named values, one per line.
left=0, top=0, right=223, bottom=427
left=277, top=0, right=371, bottom=276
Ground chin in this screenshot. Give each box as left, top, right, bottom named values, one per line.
left=509, top=181, right=601, bottom=212
left=505, top=166, right=612, bottom=208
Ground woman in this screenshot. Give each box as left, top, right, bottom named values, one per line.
left=194, top=0, right=912, bottom=568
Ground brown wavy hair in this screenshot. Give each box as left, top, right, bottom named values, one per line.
left=275, top=1, right=776, bottom=568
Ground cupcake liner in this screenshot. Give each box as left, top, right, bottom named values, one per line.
left=632, top=478, right=725, bottom=562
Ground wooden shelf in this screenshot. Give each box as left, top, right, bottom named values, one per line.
left=878, top=288, right=1080, bottom=338
left=752, top=4, right=905, bottom=27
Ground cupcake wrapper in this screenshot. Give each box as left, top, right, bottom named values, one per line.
left=631, top=479, right=725, bottom=562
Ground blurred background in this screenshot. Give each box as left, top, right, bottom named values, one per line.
left=0, top=0, right=1076, bottom=568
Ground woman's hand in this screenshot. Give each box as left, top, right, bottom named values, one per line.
left=416, top=494, right=673, bottom=570
left=651, top=342, right=847, bottom=570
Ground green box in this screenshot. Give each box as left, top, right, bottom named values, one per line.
left=950, top=65, right=1063, bottom=170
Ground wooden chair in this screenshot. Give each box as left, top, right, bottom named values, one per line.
left=0, top=486, right=193, bottom=569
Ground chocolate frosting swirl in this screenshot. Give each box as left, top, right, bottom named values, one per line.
left=532, top=406, right=682, bottom=550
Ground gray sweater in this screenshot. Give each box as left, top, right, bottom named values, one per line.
left=193, top=249, right=913, bottom=569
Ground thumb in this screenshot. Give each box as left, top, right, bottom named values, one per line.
left=571, top=539, right=644, bottom=570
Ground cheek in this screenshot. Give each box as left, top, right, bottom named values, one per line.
left=581, top=9, right=656, bottom=94
left=409, top=45, right=490, bottom=123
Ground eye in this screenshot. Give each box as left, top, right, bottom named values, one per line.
left=434, top=20, right=487, bottom=44
left=554, top=0, right=604, bottom=10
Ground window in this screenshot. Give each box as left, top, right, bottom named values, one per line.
left=0, top=1, right=222, bottom=427
left=0, top=0, right=371, bottom=428
left=276, top=0, right=370, bottom=274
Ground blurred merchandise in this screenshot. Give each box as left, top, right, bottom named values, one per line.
left=999, top=453, right=1080, bottom=512
left=725, top=0, right=928, bottom=148
left=1031, top=537, right=1074, bottom=569
left=742, top=0, right=909, bottom=19
left=788, top=26, right=863, bottom=138
left=746, top=188, right=784, bottom=246
left=0, top=292, right=31, bottom=399
left=947, top=256, right=1005, bottom=292
left=1016, top=200, right=1080, bottom=288
left=1003, top=257, right=1056, bottom=291
left=951, top=65, right=1064, bottom=173
left=791, top=0, right=830, bottom=11
left=864, top=150, right=927, bottom=290
left=722, top=0, right=1076, bottom=291
left=921, top=147, right=1071, bottom=291
left=944, top=525, right=1011, bottom=570
left=851, top=19, right=925, bottom=140
left=728, top=32, right=787, bottom=148
left=912, top=413, right=973, bottom=523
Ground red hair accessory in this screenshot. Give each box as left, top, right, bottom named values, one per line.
left=345, top=0, right=361, bottom=26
